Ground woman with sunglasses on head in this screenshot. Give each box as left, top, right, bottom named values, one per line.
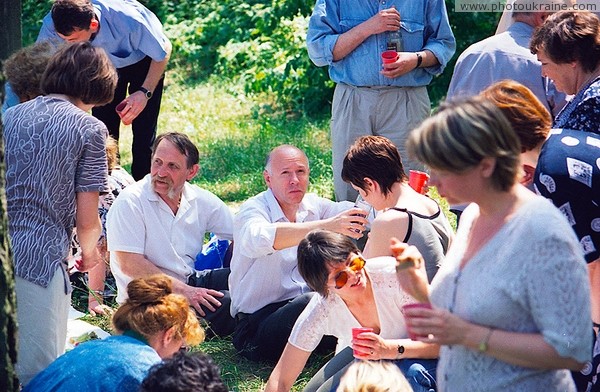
left=264, top=230, right=439, bottom=392
left=393, top=98, right=591, bottom=391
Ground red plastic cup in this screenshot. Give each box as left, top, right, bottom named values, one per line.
left=381, top=50, right=399, bottom=69
left=115, top=101, right=128, bottom=118
left=402, top=303, right=432, bottom=340
left=409, top=170, right=430, bottom=194
left=351, top=327, right=374, bottom=355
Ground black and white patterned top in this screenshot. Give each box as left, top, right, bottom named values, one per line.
left=534, top=128, right=600, bottom=263
left=554, top=77, right=600, bottom=134
left=4, top=96, right=108, bottom=290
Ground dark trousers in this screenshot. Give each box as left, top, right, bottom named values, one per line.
left=233, top=292, right=337, bottom=363
left=187, top=268, right=236, bottom=337
left=92, top=56, right=164, bottom=180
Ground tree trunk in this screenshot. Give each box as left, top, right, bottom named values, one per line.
left=0, top=0, right=21, bottom=390
left=1, top=0, right=22, bottom=60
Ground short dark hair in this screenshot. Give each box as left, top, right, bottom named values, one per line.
left=139, top=351, right=227, bottom=392
left=341, top=136, right=407, bottom=196
left=407, top=98, right=521, bottom=192
left=51, top=0, right=96, bottom=36
left=152, top=133, right=200, bottom=169
left=41, top=41, right=117, bottom=105
left=297, top=230, right=359, bottom=297
left=530, top=10, right=600, bottom=73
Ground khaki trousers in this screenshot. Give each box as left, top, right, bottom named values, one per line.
left=331, top=83, right=430, bottom=202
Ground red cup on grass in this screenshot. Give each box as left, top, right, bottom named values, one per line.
left=402, top=303, right=432, bottom=340
left=409, top=170, right=430, bottom=195
left=381, top=50, right=399, bottom=69
left=115, top=101, right=128, bottom=118
left=351, top=327, right=374, bottom=355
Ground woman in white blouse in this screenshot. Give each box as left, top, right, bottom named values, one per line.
left=264, top=230, right=439, bottom=392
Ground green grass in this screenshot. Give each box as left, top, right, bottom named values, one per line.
left=97, top=78, right=455, bottom=391
left=119, top=81, right=335, bottom=202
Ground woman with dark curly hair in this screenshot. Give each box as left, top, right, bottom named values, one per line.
left=530, top=10, right=600, bottom=132
left=24, top=274, right=204, bottom=392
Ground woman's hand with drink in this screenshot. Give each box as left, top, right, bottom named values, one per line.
left=391, top=238, right=430, bottom=303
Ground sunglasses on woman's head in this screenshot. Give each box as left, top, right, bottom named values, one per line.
left=333, top=255, right=366, bottom=289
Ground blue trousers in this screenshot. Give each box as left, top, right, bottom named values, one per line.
left=396, top=358, right=438, bottom=392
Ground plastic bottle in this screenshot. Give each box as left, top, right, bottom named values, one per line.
left=387, top=28, right=403, bottom=52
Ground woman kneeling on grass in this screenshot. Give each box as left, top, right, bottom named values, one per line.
left=24, top=274, right=204, bottom=392
left=264, top=230, right=439, bottom=392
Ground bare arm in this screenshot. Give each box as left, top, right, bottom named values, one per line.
left=264, top=343, right=312, bottom=392
left=272, top=207, right=368, bottom=250
left=120, top=39, right=172, bottom=125
left=75, top=192, right=102, bottom=272
left=352, top=332, right=439, bottom=360
left=391, top=239, right=431, bottom=303
left=406, top=306, right=585, bottom=370
left=114, top=250, right=224, bottom=317
left=362, top=211, right=409, bottom=258
left=332, top=7, right=400, bottom=61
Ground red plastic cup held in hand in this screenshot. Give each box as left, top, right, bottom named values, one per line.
left=402, top=303, right=432, bottom=340
left=115, top=101, right=128, bottom=118
left=381, top=50, right=399, bottom=69
left=351, top=327, right=374, bottom=355
left=409, top=170, right=430, bottom=194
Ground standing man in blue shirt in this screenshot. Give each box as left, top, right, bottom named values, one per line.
left=37, top=0, right=172, bottom=181
left=447, top=2, right=566, bottom=117
left=307, top=1, right=455, bottom=202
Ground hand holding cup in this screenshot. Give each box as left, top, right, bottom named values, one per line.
left=351, top=327, right=374, bottom=357
left=115, top=100, right=128, bottom=119
left=391, top=238, right=430, bottom=303
left=381, top=50, right=399, bottom=70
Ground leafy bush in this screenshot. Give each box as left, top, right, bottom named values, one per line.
left=22, top=0, right=53, bottom=46
left=149, top=0, right=498, bottom=113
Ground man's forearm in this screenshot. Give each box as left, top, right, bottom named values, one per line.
left=141, top=41, right=172, bottom=92
left=114, top=250, right=190, bottom=294
left=332, top=24, right=372, bottom=61
left=272, top=221, right=327, bottom=250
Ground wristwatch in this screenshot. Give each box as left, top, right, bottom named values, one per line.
left=138, top=87, right=153, bottom=100
left=397, top=344, right=405, bottom=357
left=414, top=52, right=423, bottom=69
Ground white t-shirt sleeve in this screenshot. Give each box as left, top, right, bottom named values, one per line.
left=106, top=190, right=146, bottom=255
left=288, top=294, right=331, bottom=352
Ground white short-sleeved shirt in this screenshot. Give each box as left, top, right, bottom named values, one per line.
left=228, top=189, right=354, bottom=316
left=289, top=257, right=414, bottom=354
left=107, top=175, right=233, bottom=302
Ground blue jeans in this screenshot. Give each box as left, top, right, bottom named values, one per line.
left=395, top=358, right=438, bottom=392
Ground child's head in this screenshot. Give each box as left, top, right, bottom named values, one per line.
left=337, top=360, right=413, bottom=392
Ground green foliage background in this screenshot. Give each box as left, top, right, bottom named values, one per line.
left=22, top=0, right=499, bottom=115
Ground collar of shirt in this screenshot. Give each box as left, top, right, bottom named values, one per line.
left=264, top=188, right=316, bottom=223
